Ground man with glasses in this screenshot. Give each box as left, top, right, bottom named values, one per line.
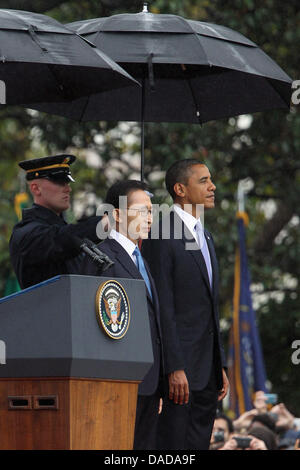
left=81, top=179, right=163, bottom=450
left=9, top=154, right=104, bottom=289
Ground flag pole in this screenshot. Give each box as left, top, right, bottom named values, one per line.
left=237, top=181, right=245, bottom=213
left=237, top=178, right=252, bottom=213
left=229, top=179, right=268, bottom=416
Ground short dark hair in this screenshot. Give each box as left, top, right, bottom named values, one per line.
left=105, top=180, right=148, bottom=209
left=251, top=413, right=276, bottom=432
left=215, top=411, right=234, bottom=434
left=249, top=425, right=278, bottom=450
left=165, top=159, right=203, bottom=200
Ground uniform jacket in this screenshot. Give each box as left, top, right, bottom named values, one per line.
left=9, top=203, right=100, bottom=289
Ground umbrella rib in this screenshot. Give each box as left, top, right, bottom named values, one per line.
left=26, top=25, right=78, bottom=101
left=188, top=81, right=203, bottom=125
left=78, top=95, right=90, bottom=122
left=181, top=64, right=203, bottom=125
left=27, top=25, right=48, bottom=52
left=25, top=25, right=73, bottom=100
left=264, top=76, right=291, bottom=109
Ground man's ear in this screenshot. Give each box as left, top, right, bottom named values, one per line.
left=112, top=208, right=120, bottom=224
left=29, top=181, right=41, bottom=197
left=173, top=182, right=186, bottom=198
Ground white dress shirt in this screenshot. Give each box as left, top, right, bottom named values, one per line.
left=173, top=204, right=213, bottom=287
left=173, top=204, right=202, bottom=246
left=109, top=229, right=137, bottom=264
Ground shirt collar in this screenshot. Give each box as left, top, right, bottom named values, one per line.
left=109, top=229, right=137, bottom=258
left=173, top=204, right=203, bottom=233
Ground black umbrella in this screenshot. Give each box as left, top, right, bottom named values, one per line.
left=0, top=9, right=138, bottom=106
left=27, top=5, right=292, bottom=179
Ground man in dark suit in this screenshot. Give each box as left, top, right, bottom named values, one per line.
left=142, top=159, right=229, bottom=450
left=81, top=180, right=163, bottom=450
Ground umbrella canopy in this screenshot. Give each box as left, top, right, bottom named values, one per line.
left=0, top=9, right=138, bottom=105
left=26, top=7, right=293, bottom=178
left=32, top=8, right=292, bottom=122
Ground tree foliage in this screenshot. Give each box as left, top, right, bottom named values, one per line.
left=0, top=0, right=299, bottom=414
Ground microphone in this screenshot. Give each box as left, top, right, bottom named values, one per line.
left=82, top=238, right=114, bottom=271
left=70, top=235, right=114, bottom=272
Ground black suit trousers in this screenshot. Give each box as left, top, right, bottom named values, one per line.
left=157, top=365, right=218, bottom=450
left=133, top=389, right=161, bottom=450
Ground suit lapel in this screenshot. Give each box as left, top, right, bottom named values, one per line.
left=109, top=239, right=140, bottom=278
left=172, top=211, right=213, bottom=297
left=205, top=230, right=218, bottom=299
left=109, top=239, right=154, bottom=304
left=143, top=259, right=158, bottom=307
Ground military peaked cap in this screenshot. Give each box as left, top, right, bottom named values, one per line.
left=18, top=154, right=76, bottom=182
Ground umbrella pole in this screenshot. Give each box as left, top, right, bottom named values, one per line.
left=141, top=120, right=145, bottom=182
left=140, top=76, right=145, bottom=182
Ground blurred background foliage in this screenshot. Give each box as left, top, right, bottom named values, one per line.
left=0, top=0, right=299, bottom=414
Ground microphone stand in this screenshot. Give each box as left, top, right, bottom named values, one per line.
left=81, top=238, right=114, bottom=271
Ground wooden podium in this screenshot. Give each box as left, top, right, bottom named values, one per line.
left=0, top=275, right=153, bottom=450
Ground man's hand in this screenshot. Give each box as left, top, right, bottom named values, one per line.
left=158, top=398, right=163, bottom=414
left=219, top=437, right=239, bottom=450
left=218, top=368, right=229, bottom=401
left=233, top=409, right=259, bottom=431
left=271, top=403, right=295, bottom=429
left=253, top=390, right=268, bottom=413
left=168, top=370, right=189, bottom=405
left=248, top=436, right=267, bottom=450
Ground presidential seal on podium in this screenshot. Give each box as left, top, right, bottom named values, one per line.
left=95, top=280, right=130, bottom=339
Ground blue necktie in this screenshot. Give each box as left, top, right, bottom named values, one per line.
left=195, top=221, right=213, bottom=289
left=133, top=246, right=153, bottom=300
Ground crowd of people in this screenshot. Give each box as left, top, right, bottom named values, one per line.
left=210, top=391, right=300, bottom=450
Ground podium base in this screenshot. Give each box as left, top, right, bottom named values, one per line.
left=0, top=377, right=139, bottom=450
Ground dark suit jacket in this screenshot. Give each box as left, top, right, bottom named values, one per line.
left=81, top=237, right=163, bottom=397
left=142, top=210, right=226, bottom=391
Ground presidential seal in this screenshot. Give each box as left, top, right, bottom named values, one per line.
left=95, top=280, right=130, bottom=339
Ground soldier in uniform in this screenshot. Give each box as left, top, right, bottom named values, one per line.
left=9, top=154, right=104, bottom=289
